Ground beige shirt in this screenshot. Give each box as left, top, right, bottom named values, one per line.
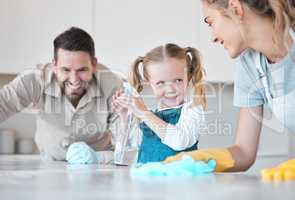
left=0, top=63, right=123, bottom=160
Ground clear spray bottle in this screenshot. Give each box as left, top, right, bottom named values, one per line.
left=114, top=81, right=139, bottom=165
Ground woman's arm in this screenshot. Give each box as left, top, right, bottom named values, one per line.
left=164, top=105, right=263, bottom=172
left=228, top=106, right=263, bottom=171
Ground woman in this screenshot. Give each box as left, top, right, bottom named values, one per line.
left=165, top=0, right=295, bottom=181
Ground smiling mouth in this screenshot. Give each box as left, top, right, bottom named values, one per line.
left=165, top=94, right=177, bottom=98
left=65, top=82, right=82, bottom=90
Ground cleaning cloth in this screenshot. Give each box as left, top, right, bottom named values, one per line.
left=66, top=142, right=98, bottom=164
left=131, top=155, right=216, bottom=177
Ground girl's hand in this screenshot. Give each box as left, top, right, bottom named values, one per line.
left=113, top=92, right=149, bottom=119
left=130, top=97, right=149, bottom=118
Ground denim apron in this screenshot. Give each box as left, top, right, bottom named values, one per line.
left=137, top=107, right=198, bottom=163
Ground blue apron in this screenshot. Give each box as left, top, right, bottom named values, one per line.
left=137, top=107, right=198, bottom=163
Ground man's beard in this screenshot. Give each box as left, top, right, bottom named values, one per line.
left=60, top=81, right=89, bottom=105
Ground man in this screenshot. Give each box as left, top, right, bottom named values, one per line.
left=0, top=27, right=123, bottom=161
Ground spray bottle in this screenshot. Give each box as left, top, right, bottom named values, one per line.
left=114, top=81, right=139, bottom=165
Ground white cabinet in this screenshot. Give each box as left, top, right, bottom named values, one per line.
left=93, top=0, right=200, bottom=76
left=92, top=0, right=235, bottom=82
left=0, top=0, right=235, bottom=81
left=0, top=0, right=93, bottom=74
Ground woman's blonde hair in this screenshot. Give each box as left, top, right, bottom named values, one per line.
left=129, top=43, right=207, bottom=108
left=203, top=0, right=295, bottom=48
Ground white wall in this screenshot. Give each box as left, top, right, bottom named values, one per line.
left=0, top=0, right=93, bottom=74
left=0, top=0, right=234, bottom=82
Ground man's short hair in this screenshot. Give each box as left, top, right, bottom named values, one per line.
left=53, top=27, right=95, bottom=60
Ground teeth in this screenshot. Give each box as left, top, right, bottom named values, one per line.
left=66, top=82, right=81, bottom=90
left=165, top=94, right=177, bottom=98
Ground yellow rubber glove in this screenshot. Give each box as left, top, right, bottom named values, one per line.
left=261, top=159, right=295, bottom=181
left=164, top=148, right=235, bottom=172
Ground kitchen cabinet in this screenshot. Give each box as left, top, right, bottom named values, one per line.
left=0, top=0, right=93, bottom=74
left=0, top=0, right=235, bottom=82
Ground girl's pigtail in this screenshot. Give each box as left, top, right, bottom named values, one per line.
left=129, top=56, right=145, bottom=93
left=185, top=47, right=207, bottom=108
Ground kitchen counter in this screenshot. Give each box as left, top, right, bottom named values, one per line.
left=0, top=155, right=294, bottom=200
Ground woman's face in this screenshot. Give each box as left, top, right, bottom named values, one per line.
left=201, top=1, right=247, bottom=58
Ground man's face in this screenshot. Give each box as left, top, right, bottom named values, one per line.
left=53, top=48, right=97, bottom=104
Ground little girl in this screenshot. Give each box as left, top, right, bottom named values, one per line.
left=112, top=43, right=207, bottom=164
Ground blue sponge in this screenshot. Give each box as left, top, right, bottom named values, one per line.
left=66, top=142, right=98, bottom=164
left=130, top=155, right=216, bottom=177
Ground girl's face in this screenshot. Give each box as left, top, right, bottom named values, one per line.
left=201, top=1, right=247, bottom=58
left=147, top=58, right=188, bottom=108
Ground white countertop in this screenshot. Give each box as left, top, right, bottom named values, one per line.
left=0, top=155, right=294, bottom=200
